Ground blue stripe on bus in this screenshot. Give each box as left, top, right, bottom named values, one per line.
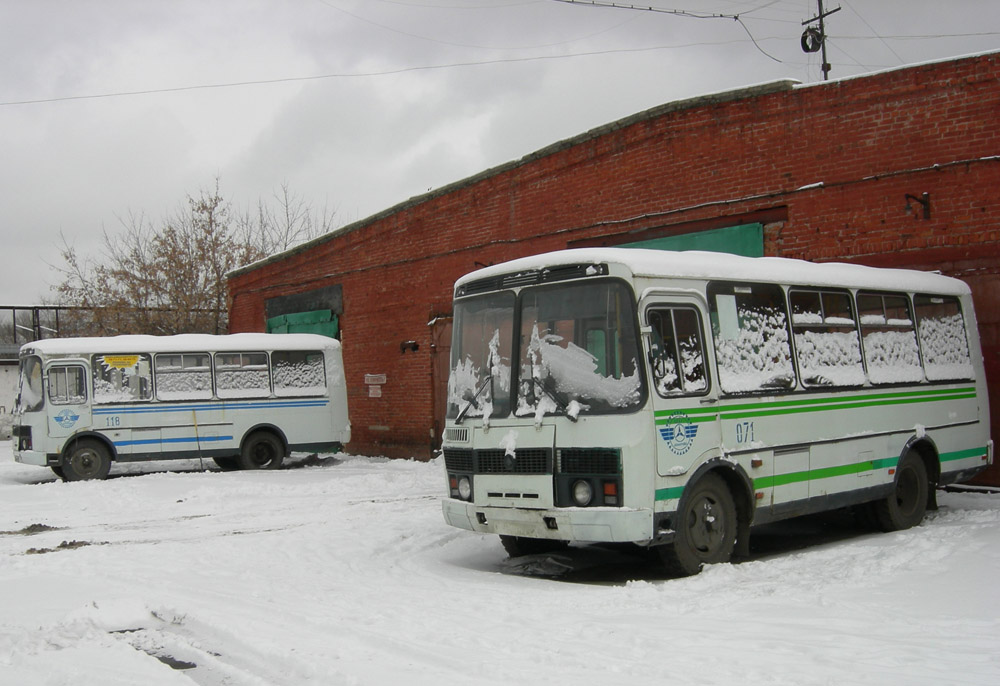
left=93, top=399, right=329, bottom=415
left=114, top=435, right=235, bottom=447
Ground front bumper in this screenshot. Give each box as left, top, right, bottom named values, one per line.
left=442, top=498, right=656, bottom=544
left=13, top=449, right=49, bottom=467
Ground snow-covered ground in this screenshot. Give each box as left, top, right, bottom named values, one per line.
left=1, top=444, right=999, bottom=686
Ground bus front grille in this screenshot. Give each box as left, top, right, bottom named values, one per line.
left=443, top=447, right=552, bottom=474
left=557, top=448, right=621, bottom=475
left=443, top=448, right=474, bottom=473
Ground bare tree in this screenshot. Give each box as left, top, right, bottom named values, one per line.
left=54, top=180, right=333, bottom=336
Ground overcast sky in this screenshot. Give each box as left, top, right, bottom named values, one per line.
left=1, top=0, right=997, bottom=305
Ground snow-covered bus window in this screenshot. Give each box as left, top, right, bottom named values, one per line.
left=648, top=307, right=708, bottom=396
left=48, top=365, right=88, bottom=405
left=789, top=289, right=865, bottom=387
left=516, top=280, right=643, bottom=417
left=272, top=351, right=327, bottom=397
left=155, top=353, right=212, bottom=401
left=857, top=293, right=923, bottom=384
left=215, top=352, right=271, bottom=398
left=17, top=355, right=44, bottom=412
left=914, top=295, right=974, bottom=381
left=709, top=282, right=795, bottom=394
left=448, top=291, right=514, bottom=420
left=93, top=354, right=153, bottom=403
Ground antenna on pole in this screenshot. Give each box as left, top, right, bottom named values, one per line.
left=801, top=0, right=841, bottom=81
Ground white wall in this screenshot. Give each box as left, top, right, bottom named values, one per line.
left=0, top=363, right=17, bottom=438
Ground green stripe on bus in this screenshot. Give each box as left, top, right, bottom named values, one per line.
left=722, top=392, right=976, bottom=420
left=653, top=405, right=720, bottom=418
left=655, top=486, right=685, bottom=501
left=940, top=446, right=988, bottom=462
left=654, top=387, right=976, bottom=424
left=653, top=446, right=985, bottom=504
left=654, top=414, right=719, bottom=425
left=754, top=459, right=885, bottom=489
left=721, top=386, right=975, bottom=414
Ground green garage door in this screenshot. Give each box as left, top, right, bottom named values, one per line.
left=621, top=223, right=763, bottom=257
left=266, top=309, right=339, bottom=338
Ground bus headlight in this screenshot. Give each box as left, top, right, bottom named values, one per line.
left=458, top=476, right=473, bottom=501
left=572, top=479, right=593, bottom=506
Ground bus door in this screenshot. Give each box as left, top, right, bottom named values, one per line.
left=45, top=363, right=93, bottom=440
left=643, top=297, right=721, bottom=477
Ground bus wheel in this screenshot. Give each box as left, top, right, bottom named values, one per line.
left=50, top=466, right=64, bottom=478
left=499, top=535, right=569, bottom=558
left=213, top=457, right=240, bottom=471
left=239, top=432, right=285, bottom=470
left=659, top=473, right=736, bottom=576
left=62, top=440, right=111, bottom=481
left=873, top=453, right=928, bottom=532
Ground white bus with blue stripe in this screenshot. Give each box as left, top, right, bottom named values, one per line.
left=12, top=333, right=350, bottom=480
left=441, top=248, right=993, bottom=575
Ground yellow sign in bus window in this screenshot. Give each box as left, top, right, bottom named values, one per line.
left=100, top=355, right=140, bottom=369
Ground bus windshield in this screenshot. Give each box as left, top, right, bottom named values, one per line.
left=448, top=291, right=515, bottom=421
left=448, top=279, right=644, bottom=421
left=16, top=355, right=44, bottom=413
left=517, top=280, right=643, bottom=418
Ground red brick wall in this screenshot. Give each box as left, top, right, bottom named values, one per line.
left=229, top=53, right=1000, bottom=478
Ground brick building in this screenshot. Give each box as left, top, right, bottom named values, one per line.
left=228, top=51, right=1000, bottom=484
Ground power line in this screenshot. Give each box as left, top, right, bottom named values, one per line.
left=0, top=42, right=773, bottom=107
left=548, top=0, right=784, bottom=62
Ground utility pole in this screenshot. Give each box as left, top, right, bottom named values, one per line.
left=801, top=0, right=841, bottom=81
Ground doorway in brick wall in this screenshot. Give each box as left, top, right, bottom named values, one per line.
left=265, top=309, right=339, bottom=338
left=429, top=316, right=452, bottom=451
left=619, top=222, right=764, bottom=256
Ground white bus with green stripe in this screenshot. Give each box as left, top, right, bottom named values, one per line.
left=12, top=334, right=350, bottom=481
left=441, top=248, right=992, bottom=575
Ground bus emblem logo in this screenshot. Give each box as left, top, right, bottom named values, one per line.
left=659, top=412, right=698, bottom=455
left=54, top=410, right=81, bottom=429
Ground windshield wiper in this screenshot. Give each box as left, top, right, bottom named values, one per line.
left=526, top=372, right=577, bottom=423
left=456, top=347, right=495, bottom=425
left=456, top=374, right=492, bottom=424
left=531, top=376, right=574, bottom=420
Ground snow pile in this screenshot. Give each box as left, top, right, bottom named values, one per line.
left=714, top=307, right=795, bottom=393
left=861, top=330, right=924, bottom=384
left=918, top=312, right=974, bottom=381
left=2, top=445, right=999, bottom=685
left=521, top=325, right=640, bottom=411
left=793, top=329, right=866, bottom=386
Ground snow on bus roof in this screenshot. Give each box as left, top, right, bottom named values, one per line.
left=20, top=333, right=340, bottom=356
left=457, top=248, right=970, bottom=296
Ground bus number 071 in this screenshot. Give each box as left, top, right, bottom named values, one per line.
left=736, top=421, right=755, bottom=444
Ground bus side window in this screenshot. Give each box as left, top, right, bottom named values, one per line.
left=857, top=293, right=923, bottom=384
left=93, top=354, right=153, bottom=403
left=914, top=295, right=974, bottom=381
left=272, top=351, right=327, bottom=396
left=48, top=365, right=88, bottom=405
left=789, top=289, right=865, bottom=388
left=708, top=282, right=795, bottom=394
left=215, top=352, right=271, bottom=398
left=155, top=353, right=213, bottom=401
left=648, top=307, right=707, bottom=396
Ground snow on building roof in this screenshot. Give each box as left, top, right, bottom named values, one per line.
left=456, top=248, right=971, bottom=296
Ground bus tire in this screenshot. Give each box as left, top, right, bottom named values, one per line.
left=659, top=473, right=736, bottom=576
left=499, top=535, right=569, bottom=558
left=62, top=439, right=111, bottom=481
left=213, top=457, right=240, bottom=471
left=873, top=452, right=928, bottom=532
left=239, top=432, right=285, bottom=470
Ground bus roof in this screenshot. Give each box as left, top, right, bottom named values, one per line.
left=456, top=248, right=971, bottom=296
left=20, top=333, right=341, bottom=357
